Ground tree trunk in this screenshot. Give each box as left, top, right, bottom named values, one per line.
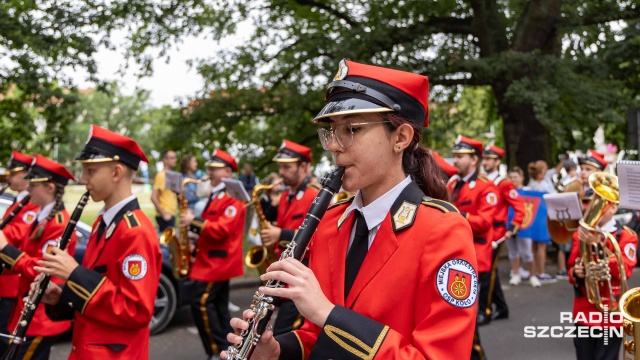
left=493, top=80, right=552, bottom=183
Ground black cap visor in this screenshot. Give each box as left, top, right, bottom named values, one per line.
left=75, top=147, right=115, bottom=163
left=24, top=165, right=69, bottom=185
left=75, top=138, right=141, bottom=170
left=314, top=98, right=393, bottom=123
left=272, top=148, right=309, bottom=163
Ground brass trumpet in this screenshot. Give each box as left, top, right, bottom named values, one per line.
left=244, top=180, right=281, bottom=275
left=621, top=287, right=640, bottom=360
left=160, top=176, right=208, bottom=279
left=579, top=172, right=626, bottom=312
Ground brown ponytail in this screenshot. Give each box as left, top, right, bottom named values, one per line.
left=384, top=114, right=450, bottom=201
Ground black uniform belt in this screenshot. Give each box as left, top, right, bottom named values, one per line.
left=493, top=221, right=506, bottom=227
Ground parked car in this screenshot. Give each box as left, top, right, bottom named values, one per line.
left=0, top=193, right=188, bottom=335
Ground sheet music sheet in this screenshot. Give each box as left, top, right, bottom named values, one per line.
left=222, top=178, right=251, bottom=202
left=543, top=192, right=583, bottom=220
left=164, top=170, right=183, bottom=194
left=617, top=161, right=640, bottom=210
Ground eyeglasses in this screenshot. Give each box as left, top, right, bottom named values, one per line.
left=317, top=121, right=391, bottom=150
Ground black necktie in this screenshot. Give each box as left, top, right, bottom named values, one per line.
left=452, top=179, right=465, bottom=203
left=96, top=219, right=107, bottom=240
left=345, top=211, right=369, bottom=299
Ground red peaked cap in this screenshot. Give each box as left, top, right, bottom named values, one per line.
left=432, top=151, right=458, bottom=178
left=272, top=139, right=312, bottom=163
left=579, top=149, right=607, bottom=170
left=207, top=149, right=238, bottom=172
left=452, top=135, right=483, bottom=157
left=8, top=151, right=34, bottom=172
left=483, top=145, right=505, bottom=159
left=313, top=59, right=430, bottom=127
left=25, top=154, right=76, bottom=185
left=75, top=125, right=148, bottom=170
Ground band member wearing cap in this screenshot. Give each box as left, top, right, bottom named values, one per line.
left=481, top=145, right=525, bottom=324
left=259, top=139, right=319, bottom=335
left=0, top=151, right=40, bottom=354
left=579, top=150, right=607, bottom=199
left=180, top=149, right=245, bottom=360
left=32, top=125, right=161, bottom=359
left=567, top=181, right=637, bottom=360
left=0, top=154, right=77, bottom=359
left=225, top=59, right=477, bottom=359
left=431, top=151, right=458, bottom=181
left=449, top=136, right=499, bottom=328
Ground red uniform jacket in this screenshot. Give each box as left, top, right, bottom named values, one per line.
left=447, top=171, right=498, bottom=272
left=0, top=196, right=39, bottom=298
left=46, top=199, right=161, bottom=359
left=189, top=187, right=245, bottom=282
left=276, top=181, right=319, bottom=247
left=491, top=176, right=525, bottom=241
left=277, top=182, right=478, bottom=360
left=1, top=210, right=76, bottom=337
left=568, top=224, right=637, bottom=327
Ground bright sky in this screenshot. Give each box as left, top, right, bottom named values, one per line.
left=69, top=28, right=250, bottom=108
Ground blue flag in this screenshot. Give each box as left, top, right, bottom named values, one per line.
left=508, top=189, right=550, bottom=242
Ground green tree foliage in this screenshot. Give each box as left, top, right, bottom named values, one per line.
left=0, top=0, right=207, bottom=166
left=148, top=0, right=639, bottom=172
left=56, top=83, right=179, bottom=176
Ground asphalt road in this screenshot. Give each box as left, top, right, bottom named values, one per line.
left=48, top=260, right=640, bottom=360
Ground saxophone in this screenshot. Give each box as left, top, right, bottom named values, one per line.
left=160, top=176, right=208, bottom=279
left=244, top=181, right=281, bottom=275
left=226, top=167, right=344, bottom=360
left=1, top=192, right=89, bottom=360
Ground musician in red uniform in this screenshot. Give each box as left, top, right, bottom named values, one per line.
left=179, top=149, right=245, bottom=360
left=579, top=150, right=607, bottom=199
left=0, top=151, right=39, bottom=354
left=480, top=144, right=526, bottom=324
left=448, top=136, right=499, bottom=329
left=259, top=140, right=319, bottom=335
left=568, top=192, right=637, bottom=360
left=31, top=125, right=161, bottom=359
left=224, top=59, right=478, bottom=359
left=0, top=154, right=77, bottom=359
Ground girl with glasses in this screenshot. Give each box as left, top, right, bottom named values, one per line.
left=224, top=59, right=478, bottom=359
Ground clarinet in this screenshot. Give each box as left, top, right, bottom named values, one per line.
left=1, top=192, right=90, bottom=360
left=227, top=167, right=345, bottom=360
left=0, top=195, right=31, bottom=230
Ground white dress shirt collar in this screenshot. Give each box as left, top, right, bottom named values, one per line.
left=37, top=201, right=56, bottom=222
left=486, top=170, right=500, bottom=182
left=98, top=194, right=137, bottom=227
left=16, top=190, right=29, bottom=202
left=345, top=176, right=412, bottom=231
left=210, top=182, right=226, bottom=196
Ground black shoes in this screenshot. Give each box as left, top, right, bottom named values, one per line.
left=490, top=309, right=509, bottom=321
left=477, top=313, right=491, bottom=326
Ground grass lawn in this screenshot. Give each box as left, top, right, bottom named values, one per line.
left=63, top=184, right=156, bottom=226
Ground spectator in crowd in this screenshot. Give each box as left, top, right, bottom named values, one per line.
left=239, top=164, right=258, bottom=192
left=151, top=150, right=178, bottom=232
left=527, top=160, right=556, bottom=194
left=506, top=167, right=534, bottom=286
left=181, top=155, right=204, bottom=210
left=525, top=161, right=556, bottom=286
